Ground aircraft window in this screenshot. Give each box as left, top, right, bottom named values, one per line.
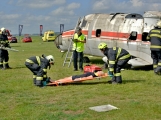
left=96, top=29, right=101, bottom=37
left=81, top=20, right=87, bottom=27
left=128, top=31, right=137, bottom=40
left=125, top=14, right=143, bottom=19
left=132, top=15, right=136, bottom=17
left=142, top=32, right=149, bottom=41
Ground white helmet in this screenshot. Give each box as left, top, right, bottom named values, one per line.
left=1, top=27, right=6, bottom=32
left=157, top=20, right=161, bottom=28
left=46, top=55, right=54, bottom=64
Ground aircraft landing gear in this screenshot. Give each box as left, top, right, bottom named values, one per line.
left=83, top=56, right=90, bottom=63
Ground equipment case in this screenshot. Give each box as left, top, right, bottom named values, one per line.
left=83, top=64, right=102, bottom=73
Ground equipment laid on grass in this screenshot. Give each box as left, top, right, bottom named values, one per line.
left=89, top=104, right=119, bottom=112
left=47, top=72, right=108, bottom=86
left=84, top=64, right=102, bottom=73
left=0, top=46, right=19, bottom=52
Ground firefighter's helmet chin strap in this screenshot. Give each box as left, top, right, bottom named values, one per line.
left=49, top=64, right=51, bottom=69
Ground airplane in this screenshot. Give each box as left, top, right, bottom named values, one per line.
left=54, top=11, right=161, bottom=68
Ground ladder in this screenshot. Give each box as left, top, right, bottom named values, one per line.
left=63, top=17, right=82, bottom=67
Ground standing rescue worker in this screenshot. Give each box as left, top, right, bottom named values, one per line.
left=146, top=20, right=161, bottom=75
left=72, top=27, right=86, bottom=71
left=0, top=27, right=11, bottom=69
left=25, top=55, right=54, bottom=87
left=98, top=43, right=131, bottom=84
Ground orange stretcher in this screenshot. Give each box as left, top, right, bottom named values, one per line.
left=47, top=73, right=108, bottom=86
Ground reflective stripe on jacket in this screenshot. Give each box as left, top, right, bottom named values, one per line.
left=104, top=47, right=131, bottom=72
left=25, top=56, right=50, bottom=79
left=0, top=33, right=9, bottom=47
left=146, top=28, right=161, bottom=51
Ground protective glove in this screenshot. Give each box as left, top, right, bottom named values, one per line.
left=42, top=80, right=47, bottom=86
left=108, top=71, right=113, bottom=78
left=46, top=77, right=51, bottom=83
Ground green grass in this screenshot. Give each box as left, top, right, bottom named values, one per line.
left=0, top=36, right=161, bottom=120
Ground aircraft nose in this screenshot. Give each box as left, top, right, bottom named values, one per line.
left=55, top=33, right=62, bottom=46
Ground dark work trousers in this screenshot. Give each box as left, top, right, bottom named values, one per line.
left=113, top=58, right=130, bottom=83
left=151, top=51, right=161, bottom=73
left=25, top=62, right=42, bottom=86
left=0, top=49, right=9, bottom=68
left=73, top=50, right=83, bottom=70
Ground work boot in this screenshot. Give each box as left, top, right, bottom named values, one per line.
left=74, top=68, right=78, bottom=71
left=112, top=81, right=118, bottom=84
left=1, top=68, right=5, bottom=70
left=33, top=78, right=36, bottom=85
left=35, top=80, right=43, bottom=87
left=79, top=68, right=83, bottom=72
left=0, top=64, right=3, bottom=69
left=4, top=64, right=12, bottom=69
left=115, top=76, right=122, bottom=84
left=107, top=76, right=116, bottom=84
left=154, top=68, right=161, bottom=75
left=154, top=71, right=161, bottom=75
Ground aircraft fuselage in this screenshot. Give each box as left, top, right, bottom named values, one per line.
left=55, top=11, right=161, bottom=67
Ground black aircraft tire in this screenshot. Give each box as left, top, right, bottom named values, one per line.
left=83, top=56, right=90, bottom=63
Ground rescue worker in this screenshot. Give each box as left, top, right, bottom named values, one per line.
left=72, top=27, right=86, bottom=71
left=0, top=27, right=11, bottom=69
left=98, top=43, right=131, bottom=84
left=146, top=20, right=161, bottom=75
left=25, top=54, right=54, bottom=87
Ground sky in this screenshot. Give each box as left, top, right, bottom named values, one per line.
left=0, top=0, right=161, bottom=34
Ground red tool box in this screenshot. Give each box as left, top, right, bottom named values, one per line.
left=83, top=64, right=102, bottom=73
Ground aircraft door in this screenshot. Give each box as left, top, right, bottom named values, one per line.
left=87, top=22, right=93, bottom=39
left=85, top=14, right=100, bottom=55
left=126, top=31, right=141, bottom=58
left=123, top=18, right=143, bottom=59
left=138, top=31, right=152, bottom=64
left=138, top=17, right=161, bottom=64
left=111, top=19, right=121, bottom=47
left=85, top=20, right=95, bottom=55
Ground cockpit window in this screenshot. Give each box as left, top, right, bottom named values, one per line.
left=125, top=14, right=143, bottom=19
left=80, top=20, right=87, bottom=27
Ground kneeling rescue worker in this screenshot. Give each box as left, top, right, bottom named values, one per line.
left=25, top=54, right=54, bottom=87
left=98, top=43, right=131, bottom=84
